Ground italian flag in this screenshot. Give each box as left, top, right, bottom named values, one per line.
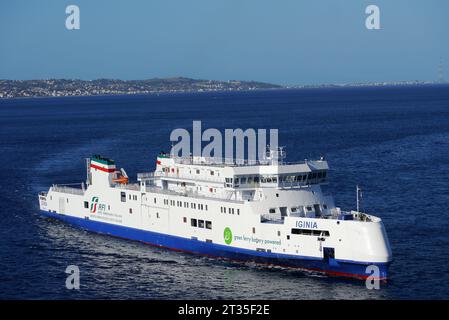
left=90, top=157, right=116, bottom=173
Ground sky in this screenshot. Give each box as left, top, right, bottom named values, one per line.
left=0, top=0, right=448, bottom=85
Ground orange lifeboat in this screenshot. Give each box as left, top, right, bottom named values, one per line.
left=112, top=176, right=129, bottom=184
left=112, top=170, right=129, bottom=184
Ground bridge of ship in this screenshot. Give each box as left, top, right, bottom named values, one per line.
left=139, top=156, right=330, bottom=190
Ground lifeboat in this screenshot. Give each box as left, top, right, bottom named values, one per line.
left=112, top=169, right=129, bottom=184
left=112, top=176, right=129, bottom=184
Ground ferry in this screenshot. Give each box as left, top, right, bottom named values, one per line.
left=38, top=148, right=392, bottom=280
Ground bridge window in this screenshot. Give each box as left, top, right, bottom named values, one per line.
left=191, top=218, right=197, bottom=227
left=84, top=201, right=89, bottom=209
left=121, top=192, right=126, bottom=202
left=198, top=220, right=205, bottom=228
left=206, top=221, right=212, bottom=229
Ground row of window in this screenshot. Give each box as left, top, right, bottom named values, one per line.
left=279, top=171, right=327, bottom=183
left=163, top=167, right=219, bottom=176
left=188, top=218, right=212, bottom=229
left=163, top=199, right=208, bottom=211
left=120, top=191, right=138, bottom=202
left=290, top=205, right=327, bottom=212
left=117, top=192, right=213, bottom=213
left=225, top=171, right=327, bottom=187
left=268, top=204, right=328, bottom=214
left=220, top=206, right=240, bottom=215
left=291, top=228, right=330, bottom=237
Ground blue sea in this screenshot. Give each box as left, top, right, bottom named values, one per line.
left=1, top=85, right=449, bottom=299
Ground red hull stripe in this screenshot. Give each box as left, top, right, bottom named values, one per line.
left=90, top=163, right=116, bottom=173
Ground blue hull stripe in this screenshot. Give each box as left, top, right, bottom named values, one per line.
left=40, top=211, right=389, bottom=279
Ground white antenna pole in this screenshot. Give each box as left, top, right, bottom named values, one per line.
left=86, top=158, right=91, bottom=186
left=170, top=141, right=175, bottom=157
left=356, top=185, right=360, bottom=213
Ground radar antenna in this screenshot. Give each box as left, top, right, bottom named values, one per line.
left=265, top=145, right=286, bottom=165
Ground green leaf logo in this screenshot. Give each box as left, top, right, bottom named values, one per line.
left=223, top=227, right=233, bottom=245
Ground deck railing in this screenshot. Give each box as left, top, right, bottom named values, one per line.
left=113, top=183, right=140, bottom=191
left=170, top=156, right=313, bottom=167
left=138, top=171, right=225, bottom=184
left=51, top=184, right=85, bottom=195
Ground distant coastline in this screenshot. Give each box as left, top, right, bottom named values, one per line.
left=0, top=77, right=281, bottom=99
left=0, top=77, right=446, bottom=99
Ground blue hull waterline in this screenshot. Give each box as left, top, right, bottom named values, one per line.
left=40, top=211, right=389, bottom=279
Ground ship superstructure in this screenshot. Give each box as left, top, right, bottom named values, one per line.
left=38, top=149, right=392, bottom=279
